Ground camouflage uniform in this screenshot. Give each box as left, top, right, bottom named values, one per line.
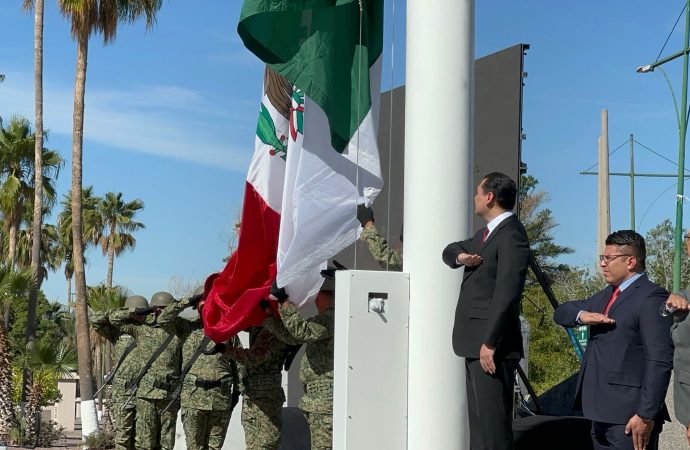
left=91, top=311, right=142, bottom=450
left=361, top=224, right=403, bottom=270
left=109, top=308, right=183, bottom=450
left=225, top=327, right=287, bottom=450
left=157, top=297, right=241, bottom=450
left=264, top=304, right=335, bottom=450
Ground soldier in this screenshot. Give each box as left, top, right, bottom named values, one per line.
left=357, top=204, right=402, bottom=270
left=221, top=325, right=288, bottom=450
left=262, top=268, right=337, bottom=450
left=90, top=295, right=149, bottom=450
left=156, top=287, right=241, bottom=450
left=110, top=291, right=182, bottom=450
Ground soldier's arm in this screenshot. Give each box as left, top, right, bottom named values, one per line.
left=108, top=307, right=140, bottom=337
left=263, top=316, right=302, bottom=345
left=157, top=297, right=193, bottom=337
left=361, top=224, right=403, bottom=270
left=225, top=330, right=281, bottom=367
left=89, top=311, right=119, bottom=343
left=277, top=303, right=330, bottom=343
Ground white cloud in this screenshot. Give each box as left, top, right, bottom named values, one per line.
left=0, top=70, right=254, bottom=171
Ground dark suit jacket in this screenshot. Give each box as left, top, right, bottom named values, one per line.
left=671, top=306, right=690, bottom=426
left=442, top=214, right=530, bottom=360
left=553, top=275, right=673, bottom=424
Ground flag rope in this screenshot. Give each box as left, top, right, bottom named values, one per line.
left=353, top=0, right=365, bottom=269
left=384, top=0, right=398, bottom=271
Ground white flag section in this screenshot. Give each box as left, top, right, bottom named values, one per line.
left=278, top=59, right=383, bottom=305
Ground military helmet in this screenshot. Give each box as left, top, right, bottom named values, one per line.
left=150, top=291, right=174, bottom=308
left=124, top=295, right=148, bottom=309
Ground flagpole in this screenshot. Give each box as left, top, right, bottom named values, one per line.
left=404, top=0, right=473, bottom=448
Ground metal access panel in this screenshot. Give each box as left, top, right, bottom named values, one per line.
left=333, top=270, right=410, bottom=450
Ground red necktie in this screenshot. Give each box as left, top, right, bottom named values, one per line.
left=481, top=228, right=489, bottom=243
left=603, top=287, right=621, bottom=315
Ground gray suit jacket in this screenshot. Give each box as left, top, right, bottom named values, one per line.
left=672, top=290, right=690, bottom=426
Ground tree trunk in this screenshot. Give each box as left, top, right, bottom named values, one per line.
left=71, top=33, right=98, bottom=439
left=0, top=325, right=17, bottom=445
left=106, top=233, right=115, bottom=288
left=23, top=0, right=45, bottom=407
left=66, top=273, right=72, bottom=305
left=94, top=341, right=102, bottom=413
left=7, top=223, right=17, bottom=269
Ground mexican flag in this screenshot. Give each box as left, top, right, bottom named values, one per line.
left=203, top=0, right=383, bottom=342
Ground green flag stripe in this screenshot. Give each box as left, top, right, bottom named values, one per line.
left=238, top=0, right=383, bottom=153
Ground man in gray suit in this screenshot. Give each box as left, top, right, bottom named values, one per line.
left=664, top=230, right=690, bottom=446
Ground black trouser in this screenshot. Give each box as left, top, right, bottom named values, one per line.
left=590, top=420, right=662, bottom=450
left=465, top=357, right=517, bottom=450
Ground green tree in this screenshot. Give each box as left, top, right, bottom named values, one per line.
left=0, top=116, right=62, bottom=339
left=98, top=192, right=144, bottom=288
left=0, top=266, right=32, bottom=444
left=645, top=218, right=690, bottom=290
left=58, top=0, right=162, bottom=436
left=519, top=175, right=573, bottom=277
left=57, top=187, right=102, bottom=303
left=518, top=175, right=585, bottom=394
left=0, top=117, right=61, bottom=270
left=22, top=0, right=48, bottom=414
left=17, top=337, right=76, bottom=444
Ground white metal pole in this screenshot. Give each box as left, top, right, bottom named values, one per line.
left=404, top=0, right=474, bottom=448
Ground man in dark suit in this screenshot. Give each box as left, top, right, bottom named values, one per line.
left=554, top=230, right=673, bottom=450
left=442, top=172, right=530, bottom=450
left=659, top=231, right=690, bottom=446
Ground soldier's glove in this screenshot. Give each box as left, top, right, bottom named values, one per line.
left=270, top=280, right=289, bottom=304
left=134, top=307, right=154, bottom=316
left=188, top=294, right=203, bottom=309
left=203, top=343, right=227, bottom=355
left=357, top=204, right=374, bottom=227
left=231, top=391, right=241, bottom=409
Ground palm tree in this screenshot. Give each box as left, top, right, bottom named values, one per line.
left=0, top=117, right=61, bottom=270
left=23, top=337, right=77, bottom=444
left=57, top=187, right=101, bottom=303
left=16, top=215, right=61, bottom=404
left=0, top=266, right=32, bottom=445
left=21, top=0, right=47, bottom=434
left=0, top=115, right=60, bottom=331
left=98, top=192, right=144, bottom=288
left=57, top=1, right=162, bottom=436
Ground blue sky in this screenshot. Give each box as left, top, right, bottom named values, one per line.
left=0, top=1, right=688, bottom=302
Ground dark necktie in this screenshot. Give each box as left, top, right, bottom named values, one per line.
left=603, top=287, right=621, bottom=315
left=481, top=227, right=490, bottom=243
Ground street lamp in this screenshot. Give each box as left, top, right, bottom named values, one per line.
left=637, top=1, right=690, bottom=292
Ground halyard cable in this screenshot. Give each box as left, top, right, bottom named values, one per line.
left=354, top=0, right=364, bottom=269
left=384, top=0, right=398, bottom=271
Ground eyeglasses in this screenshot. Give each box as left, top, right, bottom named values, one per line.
left=685, top=235, right=690, bottom=241
left=598, top=254, right=631, bottom=263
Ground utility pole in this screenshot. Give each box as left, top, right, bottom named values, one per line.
left=598, top=109, right=611, bottom=252
left=629, top=134, right=636, bottom=230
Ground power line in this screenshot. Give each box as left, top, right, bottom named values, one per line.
left=655, top=3, right=688, bottom=64
left=581, top=140, right=630, bottom=172
left=634, top=139, right=690, bottom=172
